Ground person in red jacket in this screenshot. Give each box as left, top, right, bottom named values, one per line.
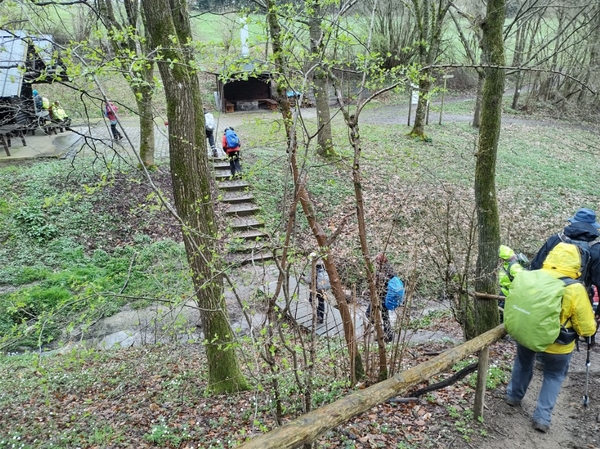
left=222, top=127, right=242, bottom=178
left=104, top=100, right=123, bottom=141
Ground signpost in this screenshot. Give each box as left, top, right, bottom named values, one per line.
left=439, top=74, right=454, bottom=125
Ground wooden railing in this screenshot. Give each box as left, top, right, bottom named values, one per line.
left=237, top=324, right=507, bottom=449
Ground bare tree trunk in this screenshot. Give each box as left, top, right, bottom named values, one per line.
left=474, top=0, right=505, bottom=336
left=134, top=82, right=156, bottom=168
left=266, top=0, right=364, bottom=381
left=472, top=73, right=484, bottom=128
left=346, top=114, right=389, bottom=379
left=578, top=8, right=600, bottom=105
left=409, top=0, right=449, bottom=140
left=510, top=22, right=525, bottom=110
left=142, top=0, right=248, bottom=394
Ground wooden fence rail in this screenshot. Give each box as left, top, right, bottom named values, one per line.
left=238, top=324, right=507, bottom=449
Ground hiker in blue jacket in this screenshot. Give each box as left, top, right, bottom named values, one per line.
left=222, top=127, right=242, bottom=178
left=366, top=253, right=396, bottom=342
left=506, top=243, right=596, bottom=433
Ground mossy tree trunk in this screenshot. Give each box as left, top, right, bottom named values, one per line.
left=309, top=0, right=335, bottom=157
left=408, top=0, right=450, bottom=140
left=473, top=0, right=505, bottom=335
left=142, top=0, right=249, bottom=394
left=97, top=0, right=157, bottom=168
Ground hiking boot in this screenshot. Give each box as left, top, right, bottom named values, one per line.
left=212, top=148, right=218, bottom=158
left=532, top=421, right=549, bottom=433
left=384, top=332, right=394, bottom=343
left=506, top=398, right=521, bottom=407
left=317, top=317, right=324, bottom=324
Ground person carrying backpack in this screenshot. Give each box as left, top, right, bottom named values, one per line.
left=366, top=253, right=398, bottom=342
left=222, top=127, right=242, bottom=178
left=32, top=89, right=49, bottom=123
left=204, top=108, right=217, bottom=157
left=530, top=208, right=600, bottom=305
left=505, top=242, right=596, bottom=433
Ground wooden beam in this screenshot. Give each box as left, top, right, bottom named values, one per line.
left=473, top=345, right=490, bottom=420
left=474, top=292, right=504, bottom=300
left=237, top=325, right=507, bottom=449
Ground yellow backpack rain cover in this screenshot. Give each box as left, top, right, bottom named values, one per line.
left=504, top=270, right=567, bottom=352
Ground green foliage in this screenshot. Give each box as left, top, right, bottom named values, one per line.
left=13, top=204, right=58, bottom=242
left=0, top=159, right=192, bottom=351
left=409, top=309, right=452, bottom=330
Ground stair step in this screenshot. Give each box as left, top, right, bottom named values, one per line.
left=226, top=239, right=271, bottom=253
left=218, top=179, right=250, bottom=191
left=225, top=251, right=274, bottom=266
left=213, top=161, right=231, bottom=168
left=230, top=217, right=264, bottom=231
left=216, top=172, right=236, bottom=180
left=231, top=229, right=269, bottom=240
left=226, top=203, right=261, bottom=216
left=220, top=192, right=254, bottom=203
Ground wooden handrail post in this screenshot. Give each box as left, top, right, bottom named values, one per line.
left=473, top=345, right=490, bottom=420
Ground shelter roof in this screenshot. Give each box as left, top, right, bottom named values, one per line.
left=0, top=30, right=62, bottom=98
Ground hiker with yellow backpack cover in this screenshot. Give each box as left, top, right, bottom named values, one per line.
left=505, top=242, right=596, bottom=433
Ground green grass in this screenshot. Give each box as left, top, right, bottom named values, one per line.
left=0, top=160, right=192, bottom=351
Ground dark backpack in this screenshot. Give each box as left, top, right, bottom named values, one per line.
left=225, top=128, right=240, bottom=148
left=558, top=233, right=593, bottom=292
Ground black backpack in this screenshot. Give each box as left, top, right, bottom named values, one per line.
left=558, top=233, right=594, bottom=296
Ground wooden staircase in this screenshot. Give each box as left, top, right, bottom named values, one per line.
left=212, top=157, right=272, bottom=265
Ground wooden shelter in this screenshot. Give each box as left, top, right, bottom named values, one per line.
left=0, top=30, right=65, bottom=129
left=215, top=71, right=278, bottom=113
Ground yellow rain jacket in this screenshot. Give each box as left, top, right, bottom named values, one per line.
left=498, top=245, right=524, bottom=296
left=542, top=242, right=596, bottom=354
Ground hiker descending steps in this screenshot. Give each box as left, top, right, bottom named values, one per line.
left=505, top=242, right=596, bottom=434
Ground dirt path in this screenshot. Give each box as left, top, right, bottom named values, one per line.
left=465, top=346, right=600, bottom=449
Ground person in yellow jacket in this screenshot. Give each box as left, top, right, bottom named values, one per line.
left=498, top=245, right=525, bottom=297
left=49, top=101, right=71, bottom=127
left=506, top=242, right=596, bottom=433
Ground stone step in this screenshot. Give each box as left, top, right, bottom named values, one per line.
left=226, top=239, right=271, bottom=254
left=225, top=251, right=273, bottom=266
left=230, top=217, right=264, bottom=231
left=216, top=171, right=236, bottom=180
left=218, top=179, right=250, bottom=191
left=220, top=191, right=254, bottom=203
left=231, top=229, right=269, bottom=240
left=226, top=202, right=261, bottom=217
left=213, top=160, right=230, bottom=168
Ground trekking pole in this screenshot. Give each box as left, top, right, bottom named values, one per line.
left=583, top=336, right=591, bottom=407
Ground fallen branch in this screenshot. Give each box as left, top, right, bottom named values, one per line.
left=388, top=361, right=478, bottom=402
